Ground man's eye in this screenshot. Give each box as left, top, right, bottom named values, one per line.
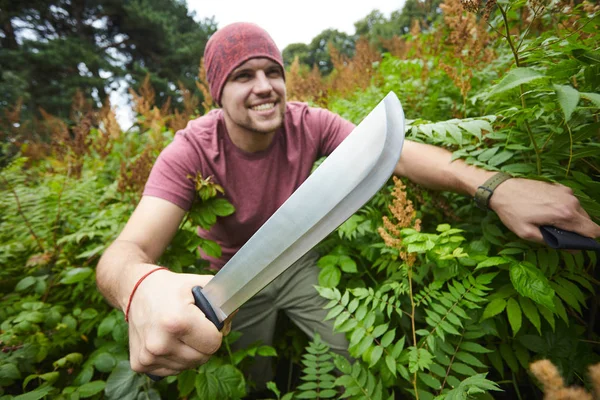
left=234, top=73, right=251, bottom=81
left=267, top=69, right=282, bottom=78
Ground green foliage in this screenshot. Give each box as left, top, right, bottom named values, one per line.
left=0, top=0, right=216, bottom=121
left=294, top=334, right=337, bottom=399
left=1, top=0, right=599, bottom=399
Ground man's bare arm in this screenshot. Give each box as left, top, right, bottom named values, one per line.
left=395, top=140, right=600, bottom=242
left=96, top=196, right=223, bottom=376
left=96, top=196, right=186, bottom=310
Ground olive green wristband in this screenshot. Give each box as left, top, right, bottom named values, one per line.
left=474, top=172, right=513, bottom=210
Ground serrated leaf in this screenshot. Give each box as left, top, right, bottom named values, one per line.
left=451, top=362, right=478, bottom=376
left=419, top=372, right=442, bottom=390
left=488, top=150, right=514, bottom=167
left=339, top=256, right=357, bottom=273
left=318, top=265, right=341, bottom=288
left=381, top=329, right=395, bottom=348
left=385, top=355, right=397, bottom=376
left=554, top=84, right=580, bottom=122
left=506, top=298, right=522, bottom=336
left=581, top=92, right=600, bottom=108
left=490, top=67, right=545, bottom=95
left=177, top=370, right=196, bottom=397
left=369, top=346, right=383, bottom=367
left=509, top=263, right=555, bottom=310
left=476, top=257, right=510, bottom=270
left=518, top=297, right=541, bottom=334
left=481, top=298, right=507, bottom=321
left=460, top=342, right=492, bottom=354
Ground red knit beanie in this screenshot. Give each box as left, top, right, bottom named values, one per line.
left=204, top=22, right=285, bottom=106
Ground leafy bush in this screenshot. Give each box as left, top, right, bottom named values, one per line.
left=1, top=0, right=599, bottom=399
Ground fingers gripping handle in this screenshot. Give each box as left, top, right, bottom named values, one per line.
left=146, top=287, right=224, bottom=382
left=540, top=226, right=600, bottom=251
left=192, top=286, right=225, bottom=330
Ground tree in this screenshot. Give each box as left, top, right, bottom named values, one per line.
left=307, top=29, right=356, bottom=75
left=282, top=43, right=311, bottom=68
left=0, top=0, right=216, bottom=122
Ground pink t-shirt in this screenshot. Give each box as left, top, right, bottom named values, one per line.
left=143, top=101, right=355, bottom=269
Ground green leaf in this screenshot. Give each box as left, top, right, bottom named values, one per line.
left=0, top=363, right=21, bottom=380
left=105, top=360, right=139, bottom=399
left=98, top=314, right=117, bottom=337
left=195, top=372, right=221, bottom=399
left=450, top=362, right=478, bottom=376
left=318, top=265, right=341, bottom=288
left=60, top=267, right=93, bottom=284
left=369, top=346, right=383, bottom=367
left=257, top=346, right=277, bottom=357
left=79, top=381, right=106, bottom=398
left=177, top=370, right=196, bottom=397
left=581, top=92, right=600, bottom=107
left=488, top=150, right=514, bottom=167
left=459, top=342, right=492, bottom=354
left=418, top=373, right=442, bottom=390
left=200, top=239, right=221, bottom=258
left=408, top=347, right=434, bottom=373
left=490, top=67, right=545, bottom=95
left=506, top=298, right=522, bottom=336
left=209, top=198, right=235, bottom=216
left=476, top=257, right=510, bottom=270
left=385, top=355, right=397, bottom=376
left=509, top=263, right=555, bottom=310
left=15, top=276, right=37, bottom=292
left=381, top=329, right=395, bottom=348
left=481, top=298, right=507, bottom=321
left=499, top=344, right=519, bottom=373
left=339, top=256, right=357, bottom=273
left=13, top=386, right=55, bottom=400
left=518, top=297, right=541, bottom=334
left=554, top=84, right=580, bottom=122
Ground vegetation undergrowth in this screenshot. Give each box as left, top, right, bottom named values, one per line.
left=1, top=0, right=599, bottom=398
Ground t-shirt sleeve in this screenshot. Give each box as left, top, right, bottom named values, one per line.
left=309, top=107, right=356, bottom=156
left=143, top=134, right=200, bottom=211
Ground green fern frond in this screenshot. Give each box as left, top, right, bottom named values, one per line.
left=295, top=333, right=338, bottom=399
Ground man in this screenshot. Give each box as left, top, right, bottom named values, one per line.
left=96, top=22, right=600, bottom=386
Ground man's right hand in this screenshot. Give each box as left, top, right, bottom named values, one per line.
left=125, top=266, right=224, bottom=377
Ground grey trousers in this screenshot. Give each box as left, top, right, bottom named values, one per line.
left=230, top=251, right=350, bottom=390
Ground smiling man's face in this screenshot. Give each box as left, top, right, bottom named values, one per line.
left=220, top=58, right=286, bottom=136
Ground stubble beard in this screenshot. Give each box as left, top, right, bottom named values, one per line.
left=243, top=103, right=286, bottom=135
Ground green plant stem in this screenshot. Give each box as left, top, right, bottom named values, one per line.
left=408, top=266, right=419, bottom=400
left=498, top=5, right=520, bottom=68
left=512, top=372, right=524, bottom=400
left=52, top=168, right=71, bottom=249
left=515, top=4, right=546, bottom=53
left=440, top=334, right=464, bottom=393
left=497, top=5, right=542, bottom=174
left=363, top=266, right=378, bottom=286
left=565, top=122, right=574, bottom=177
left=1, top=174, right=45, bottom=252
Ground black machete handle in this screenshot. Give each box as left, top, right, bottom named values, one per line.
left=146, top=287, right=224, bottom=382
left=540, top=225, right=600, bottom=251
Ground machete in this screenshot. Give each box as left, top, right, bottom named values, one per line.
left=192, top=91, right=405, bottom=329
left=146, top=91, right=404, bottom=381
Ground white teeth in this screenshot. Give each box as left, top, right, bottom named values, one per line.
left=251, top=103, right=274, bottom=111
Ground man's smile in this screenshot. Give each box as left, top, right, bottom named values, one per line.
left=250, top=102, right=276, bottom=111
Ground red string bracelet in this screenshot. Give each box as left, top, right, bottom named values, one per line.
left=125, top=267, right=168, bottom=322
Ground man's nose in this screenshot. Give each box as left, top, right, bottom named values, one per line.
left=253, top=71, right=272, bottom=94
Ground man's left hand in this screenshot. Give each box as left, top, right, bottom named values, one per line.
left=488, top=178, right=600, bottom=244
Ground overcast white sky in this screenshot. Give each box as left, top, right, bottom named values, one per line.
left=113, top=0, right=407, bottom=128
left=186, top=0, right=406, bottom=50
